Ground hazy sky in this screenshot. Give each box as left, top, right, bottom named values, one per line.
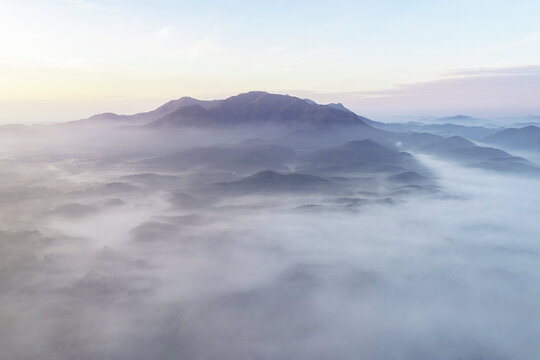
left=1, top=0, right=540, bottom=123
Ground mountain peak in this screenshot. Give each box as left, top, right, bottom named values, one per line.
left=437, top=115, right=479, bottom=122
left=327, top=103, right=352, bottom=113
left=149, top=91, right=371, bottom=129
left=74, top=91, right=374, bottom=130
left=87, top=112, right=121, bottom=120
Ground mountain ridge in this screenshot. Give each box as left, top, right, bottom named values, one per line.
left=68, top=97, right=223, bottom=126
left=148, top=91, right=371, bottom=129
left=482, top=125, right=540, bottom=151
left=67, top=91, right=373, bottom=130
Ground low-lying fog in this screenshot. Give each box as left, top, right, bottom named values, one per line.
left=1, top=126, right=539, bottom=360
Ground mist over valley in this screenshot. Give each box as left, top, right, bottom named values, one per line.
left=1, top=92, right=539, bottom=359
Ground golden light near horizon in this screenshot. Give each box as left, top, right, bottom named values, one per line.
left=1, top=0, right=540, bottom=123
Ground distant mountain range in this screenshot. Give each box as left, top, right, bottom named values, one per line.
left=435, top=115, right=482, bottom=124
left=405, top=134, right=540, bottom=175
left=369, top=120, right=500, bottom=140
left=482, top=125, right=540, bottom=151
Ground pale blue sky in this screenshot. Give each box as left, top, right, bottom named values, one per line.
left=1, top=0, right=540, bottom=122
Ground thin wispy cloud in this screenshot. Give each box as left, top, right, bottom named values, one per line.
left=294, top=65, right=540, bottom=118
left=444, top=65, right=540, bottom=77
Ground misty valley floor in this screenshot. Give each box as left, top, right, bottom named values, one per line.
left=1, top=147, right=539, bottom=360
left=2, top=89, right=540, bottom=360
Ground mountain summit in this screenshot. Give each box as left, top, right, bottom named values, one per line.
left=72, top=91, right=372, bottom=130
left=148, top=91, right=370, bottom=129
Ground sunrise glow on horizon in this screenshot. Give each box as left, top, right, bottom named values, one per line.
left=2, top=0, right=540, bottom=123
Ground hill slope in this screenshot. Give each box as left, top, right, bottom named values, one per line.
left=482, top=126, right=540, bottom=151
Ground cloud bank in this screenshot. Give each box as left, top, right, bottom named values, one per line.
left=0, top=125, right=539, bottom=359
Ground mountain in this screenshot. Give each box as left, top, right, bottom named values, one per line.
left=398, top=132, right=444, bottom=148
left=327, top=103, right=352, bottom=113
left=303, top=100, right=352, bottom=113
left=412, top=134, right=519, bottom=161
left=443, top=146, right=523, bottom=162
left=214, top=170, right=332, bottom=193
left=142, top=142, right=295, bottom=174
left=297, top=139, right=424, bottom=175
left=68, top=97, right=222, bottom=126
left=435, top=115, right=484, bottom=125
left=411, top=135, right=540, bottom=175
left=148, top=91, right=370, bottom=129
left=418, top=136, right=475, bottom=153
left=437, top=115, right=478, bottom=122
left=376, top=122, right=500, bottom=140
left=482, top=126, right=540, bottom=152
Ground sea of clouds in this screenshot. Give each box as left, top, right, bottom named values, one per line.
left=0, top=128, right=539, bottom=360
